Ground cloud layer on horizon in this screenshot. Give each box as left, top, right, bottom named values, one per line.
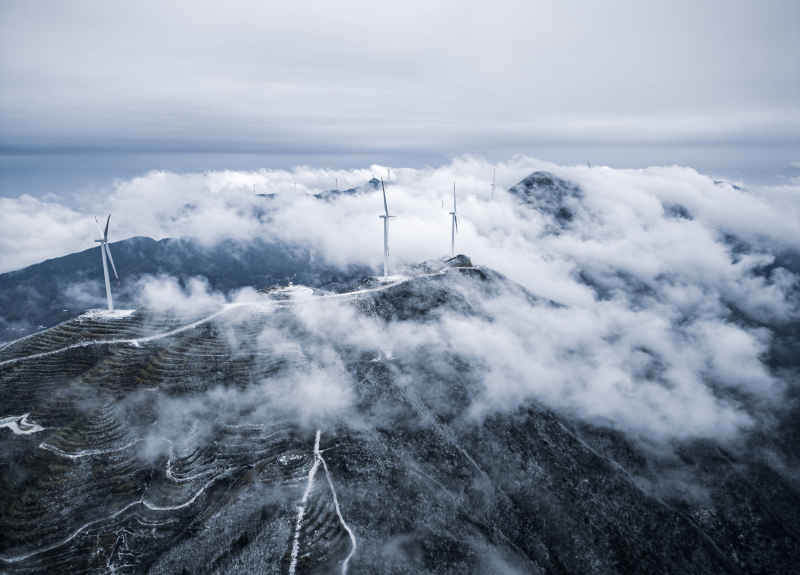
left=1, top=156, right=799, bottom=312
left=17, top=155, right=793, bottom=448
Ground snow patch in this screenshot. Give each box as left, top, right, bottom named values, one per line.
left=0, top=413, right=45, bottom=435
left=319, top=447, right=357, bottom=574
left=39, top=439, right=141, bottom=459
left=375, top=274, right=408, bottom=283
left=267, top=284, right=315, bottom=300
left=80, top=309, right=137, bottom=321
left=279, top=453, right=304, bottom=466
left=288, top=430, right=321, bottom=575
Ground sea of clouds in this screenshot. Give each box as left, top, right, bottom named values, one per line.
left=2, top=156, right=799, bottom=447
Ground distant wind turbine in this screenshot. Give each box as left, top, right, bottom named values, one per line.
left=95, top=214, right=119, bottom=311
left=379, top=179, right=396, bottom=277
left=449, top=183, right=458, bottom=257
left=491, top=167, right=496, bottom=200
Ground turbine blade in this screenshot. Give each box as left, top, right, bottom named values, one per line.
left=105, top=243, right=119, bottom=280
left=381, top=178, right=389, bottom=216
left=104, top=214, right=111, bottom=241
left=454, top=215, right=459, bottom=232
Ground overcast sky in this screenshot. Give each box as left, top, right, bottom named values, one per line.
left=1, top=0, right=798, bottom=157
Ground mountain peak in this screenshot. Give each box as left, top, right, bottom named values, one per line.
left=508, top=171, right=584, bottom=226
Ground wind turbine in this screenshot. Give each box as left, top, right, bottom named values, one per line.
left=95, top=214, right=119, bottom=311
left=449, top=183, right=458, bottom=258
left=379, top=179, right=396, bottom=277
left=491, top=167, right=496, bottom=200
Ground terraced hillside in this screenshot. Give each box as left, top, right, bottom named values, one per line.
left=1, top=262, right=799, bottom=574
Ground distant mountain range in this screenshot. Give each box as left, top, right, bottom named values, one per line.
left=313, top=177, right=381, bottom=200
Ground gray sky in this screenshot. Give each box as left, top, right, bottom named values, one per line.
left=2, top=0, right=799, bottom=158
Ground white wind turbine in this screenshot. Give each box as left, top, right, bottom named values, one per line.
left=449, top=183, right=458, bottom=258
left=379, top=179, right=396, bottom=277
left=95, top=214, right=119, bottom=311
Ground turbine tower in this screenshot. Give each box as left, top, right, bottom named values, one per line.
left=379, top=179, right=395, bottom=277
left=449, top=183, right=458, bottom=257
left=95, top=214, right=119, bottom=311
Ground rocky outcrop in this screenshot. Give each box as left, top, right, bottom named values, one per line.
left=508, top=171, right=584, bottom=228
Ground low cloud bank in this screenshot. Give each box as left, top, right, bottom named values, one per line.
left=4, top=156, right=800, bottom=446
left=278, top=276, right=783, bottom=445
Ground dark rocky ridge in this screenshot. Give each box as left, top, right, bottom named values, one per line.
left=508, top=171, right=584, bottom=229
left=1, top=263, right=798, bottom=574
left=0, top=236, right=370, bottom=343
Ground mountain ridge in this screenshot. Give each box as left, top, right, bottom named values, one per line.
left=2, top=260, right=799, bottom=574
left=0, top=235, right=370, bottom=343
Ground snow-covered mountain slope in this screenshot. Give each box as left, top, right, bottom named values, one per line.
left=2, top=260, right=799, bottom=574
